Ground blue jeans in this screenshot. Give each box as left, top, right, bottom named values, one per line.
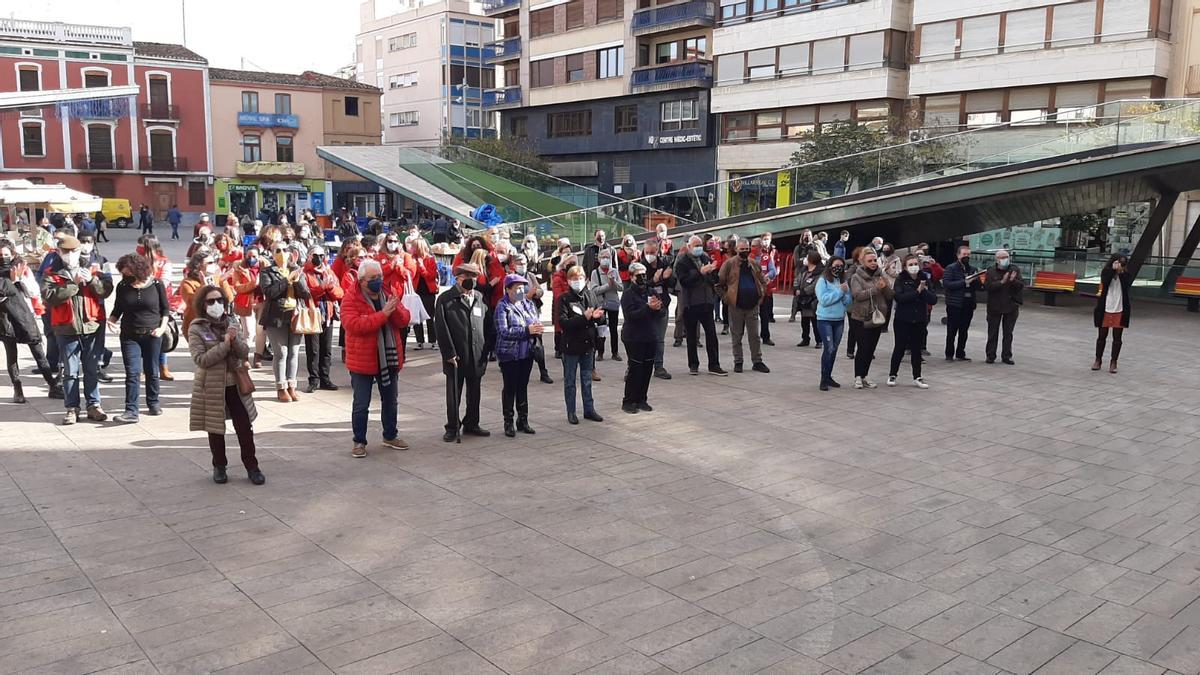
left=120, top=334, right=161, bottom=416
left=350, top=371, right=397, bottom=445
left=562, top=352, right=595, bottom=415
left=58, top=333, right=102, bottom=409
left=816, top=319, right=845, bottom=383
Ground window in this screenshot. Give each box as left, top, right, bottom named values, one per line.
left=755, top=111, right=783, bottom=140
left=715, top=53, right=743, bottom=85
left=778, top=43, right=809, bottom=76
left=966, top=112, right=1002, bottom=126
left=275, top=93, right=291, bottom=114
left=241, top=91, right=258, bottom=113
left=598, top=46, right=623, bottom=79
left=566, top=0, right=584, bottom=29
left=965, top=91, right=1004, bottom=127
left=856, top=100, right=890, bottom=127
left=1009, top=86, right=1050, bottom=124
left=960, top=15, right=1000, bottom=57
left=388, top=33, right=417, bottom=51
left=615, top=104, right=638, bottom=133
left=661, top=99, right=699, bottom=131
left=685, top=37, right=707, bottom=60
left=720, top=0, right=747, bottom=21
left=785, top=106, right=815, bottom=137
left=450, top=64, right=494, bottom=89
left=923, top=94, right=961, bottom=127
left=91, top=178, right=115, bottom=198
left=149, top=130, right=174, bottom=169
left=598, top=0, right=623, bottom=20
left=531, top=59, right=554, bottom=88
left=20, top=122, right=43, bottom=157
left=531, top=8, right=555, bottom=37
left=276, top=136, right=294, bottom=162
left=242, top=134, right=261, bottom=162
left=848, top=32, right=884, bottom=70
left=17, top=66, right=39, bottom=92
left=148, top=75, right=169, bottom=109
left=657, top=42, right=678, bottom=64
left=344, top=96, right=360, bottom=116
left=83, top=70, right=109, bottom=88
left=547, top=110, right=592, bottom=137
left=1051, top=1, right=1097, bottom=48
left=86, top=124, right=113, bottom=168
left=1102, top=0, right=1151, bottom=41
left=1010, top=109, right=1046, bottom=125
left=509, top=116, right=527, bottom=138
left=389, top=72, right=418, bottom=89
left=747, top=48, right=776, bottom=79
left=389, top=111, right=420, bottom=126
left=919, top=21, right=957, bottom=61
left=751, top=0, right=780, bottom=13
left=1056, top=82, right=1100, bottom=120
left=812, top=37, right=845, bottom=73
left=722, top=112, right=753, bottom=141
left=466, top=109, right=494, bottom=129
left=188, top=181, right=206, bottom=206
left=1004, top=8, right=1047, bottom=52
left=566, top=53, right=585, bottom=82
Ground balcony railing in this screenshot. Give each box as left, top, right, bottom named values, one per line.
left=482, top=0, right=520, bottom=14
left=140, top=103, right=180, bottom=121
left=140, top=155, right=188, bottom=172
left=487, top=36, right=521, bottom=63
left=76, top=153, right=125, bottom=171
left=0, top=19, right=131, bottom=46
left=632, top=0, right=716, bottom=35
left=631, top=60, right=713, bottom=90
left=483, top=86, right=522, bottom=109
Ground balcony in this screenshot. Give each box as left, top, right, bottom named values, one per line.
left=236, top=160, right=305, bottom=177
left=487, top=36, right=521, bottom=64
left=140, top=155, right=188, bottom=172
left=237, top=112, right=300, bottom=129
left=631, top=60, right=713, bottom=92
left=483, top=86, right=522, bottom=110
left=482, top=0, right=520, bottom=16
left=76, top=153, right=125, bottom=171
left=0, top=18, right=131, bottom=46
left=631, top=0, right=715, bottom=37
left=140, top=103, right=180, bottom=122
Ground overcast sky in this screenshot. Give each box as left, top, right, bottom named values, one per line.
left=0, top=0, right=359, bottom=74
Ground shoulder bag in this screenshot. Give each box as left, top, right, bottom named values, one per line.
left=865, top=287, right=887, bottom=328
left=401, top=278, right=431, bottom=324
left=291, top=299, right=323, bottom=335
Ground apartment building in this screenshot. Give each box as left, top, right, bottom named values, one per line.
left=359, top=0, right=499, bottom=145
left=0, top=19, right=213, bottom=221
left=486, top=0, right=717, bottom=214
left=209, top=68, right=381, bottom=222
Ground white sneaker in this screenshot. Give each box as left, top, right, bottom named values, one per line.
left=853, top=377, right=864, bottom=389
left=886, top=375, right=897, bottom=387
left=913, top=377, right=929, bottom=389
left=862, top=378, right=877, bottom=389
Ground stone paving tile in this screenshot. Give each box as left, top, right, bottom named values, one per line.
left=984, top=626, right=1075, bottom=673
left=1036, top=641, right=1121, bottom=674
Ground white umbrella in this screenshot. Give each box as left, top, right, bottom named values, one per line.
left=0, top=183, right=103, bottom=213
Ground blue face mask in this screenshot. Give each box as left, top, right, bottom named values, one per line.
left=997, top=258, right=1011, bottom=270
left=514, top=287, right=527, bottom=302
left=692, top=246, right=704, bottom=257
left=366, top=278, right=383, bottom=293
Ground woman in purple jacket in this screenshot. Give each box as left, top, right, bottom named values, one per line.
left=495, top=273, right=542, bottom=437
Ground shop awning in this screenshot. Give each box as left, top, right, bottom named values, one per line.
left=0, top=182, right=103, bottom=213
left=258, top=182, right=307, bottom=191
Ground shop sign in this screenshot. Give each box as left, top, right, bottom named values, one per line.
left=649, top=133, right=703, bottom=146
left=226, top=183, right=259, bottom=193
left=237, top=112, right=300, bottom=129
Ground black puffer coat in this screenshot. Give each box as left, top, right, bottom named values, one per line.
left=0, top=275, right=41, bottom=344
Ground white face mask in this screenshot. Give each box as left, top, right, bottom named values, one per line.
left=206, top=263, right=220, bottom=277
left=300, top=227, right=311, bottom=238
left=907, top=265, right=921, bottom=275
left=205, top=302, right=225, bottom=319
left=386, top=241, right=400, bottom=252
left=497, top=253, right=508, bottom=263
left=62, top=251, right=80, bottom=269
left=79, top=243, right=94, bottom=255
left=569, top=279, right=586, bottom=292
left=644, top=254, right=656, bottom=263
left=515, top=265, right=527, bottom=275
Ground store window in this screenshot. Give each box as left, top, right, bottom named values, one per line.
left=276, top=136, right=294, bottom=162
left=615, top=104, right=638, bottom=133
left=727, top=171, right=778, bottom=217
left=242, top=134, right=261, bottom=162
left=531, top=59, right=554, bottom=88
left=241, top=91, right=258, bottom=113
left=188, top=181, right=206, bottom=206
left=660, top=99, right=699, bottom=130
left=566, top=53, right=585, bottom=82
left=547, top=110, right=592, bottom=137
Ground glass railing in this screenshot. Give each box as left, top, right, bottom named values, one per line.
left=503, top=99, right=1200, bottom=237
left=971, top=250, right=1200, bottom=300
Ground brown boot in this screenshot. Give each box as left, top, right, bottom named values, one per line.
left=591, top=370, right=601, bottom=382
left=159, top=364, right=175, bottom=381
left=277, top=388, right=291, bottom=403
left=1109, top=359, right=1118, bottom=374
left=287, top=384, right=299, bottom=401
left=1091, top=359, right=1102, bottom=371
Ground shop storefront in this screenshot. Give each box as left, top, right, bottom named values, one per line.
left=727, top=171, right=792, bottom=217
left=215, top=177, right=331, bottom=222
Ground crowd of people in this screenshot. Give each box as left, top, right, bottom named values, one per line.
left=0, top=214, right=1135, bottom=485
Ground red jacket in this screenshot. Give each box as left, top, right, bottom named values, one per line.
left=453, top=249, right=505, bottom=307
left=377, top=251, right=413, bottom=293
left=331, top=255, right=349, bottom=284
left=412, top=254, right=438, bottom=294
left=551, top=269, right=568, bottom=331
left=340, top=283, right=410, bottom=375
left=616, top=247, right=638, bottom=282
left=304, top=263, right=344, bottom=306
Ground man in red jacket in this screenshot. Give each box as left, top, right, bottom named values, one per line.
left=303, top=246, right=344, bottom=393
left=341, top=258, right=411, bottom=458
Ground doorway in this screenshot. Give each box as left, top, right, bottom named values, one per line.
left=150, top=183, right=174, bottom=222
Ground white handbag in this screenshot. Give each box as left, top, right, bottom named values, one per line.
left=401, top=278, right=430, bottom=324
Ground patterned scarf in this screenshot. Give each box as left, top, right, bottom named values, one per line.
left=370, top=294, right=400, bottom=387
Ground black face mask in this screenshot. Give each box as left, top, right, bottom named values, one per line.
left=461, top=278, right=476, bottom=291
left=831, top=266, right=844, bottom=277
left=738, top=251, right=749, bottom=260
left=960, top=256, right=971, bottom=266
left=312, top=256, right=325, bottom=266
left=634, top=275, right=647, bottom=286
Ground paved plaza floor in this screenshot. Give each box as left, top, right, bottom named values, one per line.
left=3, top=274, right=1200, bottom=673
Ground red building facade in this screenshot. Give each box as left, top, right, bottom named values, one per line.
left=0, top=22, right=212, bottom=222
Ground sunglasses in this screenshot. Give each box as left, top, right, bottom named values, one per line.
left=204, top=297, right=224, bottom=306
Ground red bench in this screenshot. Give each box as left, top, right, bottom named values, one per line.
left=1029, top=271, right=1077, bottom=306
left=1173, top=276, right=1200, bottom=312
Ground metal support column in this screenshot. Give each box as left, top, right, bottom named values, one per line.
left=1128, top=190, right=1178, bottom=278
left=1162, top=203, right=1200, bottom=292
